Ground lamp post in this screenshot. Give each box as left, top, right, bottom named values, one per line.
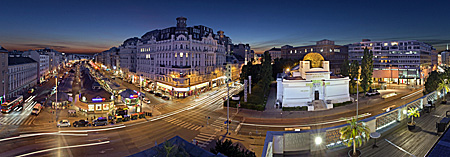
left=355, top=77, right=359, bottom=121
left=226, top=78, right=230, bottom=135
left=140, top=74, right=143, bottom=113
left=55, top=74, right=58, bottom=122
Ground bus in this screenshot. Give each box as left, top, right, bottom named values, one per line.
left=1, top=95, right=24, bottom=113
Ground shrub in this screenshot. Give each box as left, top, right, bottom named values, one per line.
left=333, top=101, right=352, bottom=108
left=282, top=106, right=308, bottom=111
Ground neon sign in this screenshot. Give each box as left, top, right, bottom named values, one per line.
left=92, top=98, right=105, bottom=102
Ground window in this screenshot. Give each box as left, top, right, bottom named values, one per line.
left=180, top=53, right=183, bottom=57
left=186, top=53, right=188, bottom=57
left=175, top=53, right=177, bottom=57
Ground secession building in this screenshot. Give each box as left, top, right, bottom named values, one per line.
left=277, top=53, right=350, bottom=110
left=135, top=17, right=228, bottom=98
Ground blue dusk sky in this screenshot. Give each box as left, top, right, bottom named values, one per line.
left=0, top=0, right=449, bottom=53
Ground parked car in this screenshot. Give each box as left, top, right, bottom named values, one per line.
left=144, top=88, right=151, bottom=92
left=366, top=89, right=380, bottom=96
left=143, top=98, right=151, bottom=104
left=162, top=95, right=170, bottom=100
left=93, top=117, right=108, bottom=126
left=57, top=120, right=71, bottom=127
left=73, top=120, right=90, bottom=127
left=155, top=93, right=162, bottom=97
left=149, top=90, right=155, bottom=94
left=231, top=95, right=240, bottom=101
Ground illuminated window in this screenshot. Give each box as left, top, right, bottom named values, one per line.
left=186, top=53, right=188, bottom=57
left=180, top=53, right=183, bottom=57
left=305, top=49, right=307, bottom=52
left=391, top=42, right=398, bottom=46
left=311, top=48, right=313, bottom=52
left=320, top=49, right=323, bottom=52
left=175, top=53, right=177, bottom=57
left=370, top=43, right=373, bottom=46
left=384, top=43, right=388, bottom=46
left=290, top=50, right=292, bottom=54
left=295, top=50, right=297, bottom=53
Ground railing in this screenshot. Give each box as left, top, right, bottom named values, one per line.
left=263, top=86, right=449, bottom=157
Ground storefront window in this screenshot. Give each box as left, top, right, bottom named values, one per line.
left=96, top=104, right=102, bottom=111
left=88, top=105, right=94, bottom=111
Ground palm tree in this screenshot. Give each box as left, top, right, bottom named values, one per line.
left=408, top=107, right=420, bottom=126
left=340, top=117, right=370, bottom=156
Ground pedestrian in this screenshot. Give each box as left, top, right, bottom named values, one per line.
left=94, top=115, right=96, bottom=119
left=196, top=141, right=198, bottom=146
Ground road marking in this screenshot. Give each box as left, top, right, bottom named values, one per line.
left=385, top=139, right=416, bottom=157
left=241, top=113, right=372, bottom=127
left=16, top=140, right=110, bottom=157
left=401, top=89, right=423, bottom=99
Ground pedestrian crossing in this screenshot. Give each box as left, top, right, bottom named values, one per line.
left=0, top=115, right=36, bottom=126
left=193, top=132, right=217, bottom=148
left=163, top=117, right=203, bottom=131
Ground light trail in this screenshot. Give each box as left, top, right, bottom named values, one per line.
left=16, top=141, right=110, bottom=157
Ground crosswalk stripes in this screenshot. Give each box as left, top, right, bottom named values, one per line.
left=0, top=115, right=36, bottom=126
left=193, top=132, right=216, bottom=148
left=163, top=117, right=202, bottom=131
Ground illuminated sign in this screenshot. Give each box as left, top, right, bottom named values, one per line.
left=129, top=95, right=138, bottom=99
left=88, top=105, right=94, bottom=111
left=92, top=98, right=105, bottom=102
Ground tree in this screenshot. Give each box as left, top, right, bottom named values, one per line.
left=211, top=139, right=256, bottom=157
left=340, top=59, right=350, bottom=77
left=258, top=51, right=273, bottom=94
left=340, top=117, right=370, bottom=156
left=156, top=141, right=189, bottom=157
left=424, top=71, right=441, bottom=94
left=407, top=107, right=420, bottom=125
left=360, top=47, right=373, bottom=95
left=349, top=60, right=360, bottom=93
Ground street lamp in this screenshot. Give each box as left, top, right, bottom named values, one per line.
left=226, top=78, right=231, bottom=134
left=140, top=74, right=143, bottom=113
left=354, top=77, right=359, bottom=121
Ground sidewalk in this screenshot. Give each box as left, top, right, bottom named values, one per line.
left=313, top=95, right=450, bottom=157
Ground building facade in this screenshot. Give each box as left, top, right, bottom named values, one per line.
left=7, top=57, right=38, bottom=98
left=265, top=47, right=282, bottom=62
left=348, top=39, right=436, bottom=85
left=0, top=46, right=8, bottom=101
left=22, top=50, right=50, bottom=83
left=279, top=40, right=348, bottom=74
left=136, top=17, right=227, bottom=98
left=277, top=53, right=350, bottom=109
left=118, top=37, right=139, bottom=82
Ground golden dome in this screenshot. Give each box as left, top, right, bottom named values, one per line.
left=303, top=53, right=324, bottom=68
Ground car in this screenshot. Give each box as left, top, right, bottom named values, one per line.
left=231, top=95, right=240, bottom=101
left=144, top=88, right=151, bottom=92
left=73, top=120, right=90, bottom=127
left=366, top=89, right=380, bottom=96
left=162, top=95, right=170, bottom=100
left=28, top=88, right=35, bottom=94
left=93, top=117, right=108, bottom=126
left=155, top=93, right=162, bottom=97
left=57, top=120, right=71, bottom=127
left=31, top=103, right=42, bottom=115
left=149, top=90, right=155, bottom=94
left=143, top=98, right=151, bottom=104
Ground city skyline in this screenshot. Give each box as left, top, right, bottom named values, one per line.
left=1, top=0, right=450, bottom=53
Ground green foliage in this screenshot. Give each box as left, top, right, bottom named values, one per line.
left=424, top=71, right=441, bottom=94
left=282, top=106, right=308, bottom=111
left=339, top=117, right=370, bottom=156
left=210, top=139, right=256, bottom=157
left=272, top=58, right=297, bottom=79
left=258, top=51, right=273, bottom=94
left=340, top=59, right=350, bottom=77
left=407, top=107, right=420, bottom=125
left=349, top=60, right=360, bottom=92
left=156, top=140, right=189, bottom=157
left=333, top=101, right=352, bottom=108
left=360, top=47, right=373, bottom=95
left=224, top=84, right=266, bottom=111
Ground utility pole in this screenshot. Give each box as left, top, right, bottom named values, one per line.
left=55, top=73, right=58, bottom=122
left=140, top=74, right=143, bottom=113
left=226, top=79, right=230, bottom=134
left=356, top=78, right=359, bottom=121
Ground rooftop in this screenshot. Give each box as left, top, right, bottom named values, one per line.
left=8, top=57, right=37, bottom=66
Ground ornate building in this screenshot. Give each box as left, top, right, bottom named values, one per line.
left=136, top=17, right=228, bottom=98
left=277, top=53, right=350, bottom=110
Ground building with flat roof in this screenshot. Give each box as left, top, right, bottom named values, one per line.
left=0, top=46, right=8, bottom=101
left=7, top=57, right=38, bottom=98
left=279, top=39, right=348, bottom=75
left=348, top=39, right=437, bottom=85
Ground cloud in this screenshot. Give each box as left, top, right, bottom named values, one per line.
left=20, top=44, right=69, bottom=50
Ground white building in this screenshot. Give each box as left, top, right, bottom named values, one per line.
left=135, top=17, right=227, bottom=98
left=118, top=37, right=139, bottom=82
left=22, top=50, right=50, bottom=83
left=7, top=57, right=38, bottom=98
left=277, top=53, right=350, bottom=110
